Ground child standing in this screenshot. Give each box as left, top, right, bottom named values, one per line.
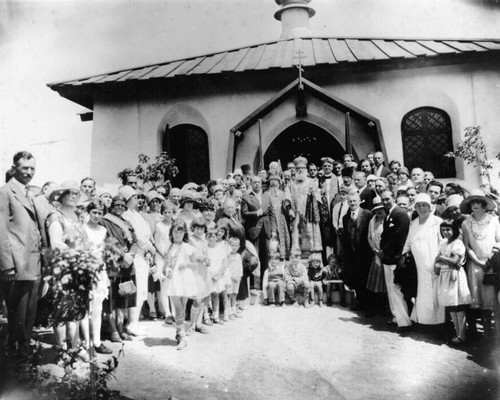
left=263, top=252, right=286, bottom=306
left=307, top=253, right=327, bottom=307
left=187, top=217, right=211, bottom=335
left=284, top=250, right=310, bottom=307
left=223, top=236, right=243, bottom=318
left=207, top=227, right=230, bottom=323
left=435, top=219, right=471, bottom=345
left=154, top=201, right=175, bottom=325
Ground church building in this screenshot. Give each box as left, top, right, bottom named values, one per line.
left=48, top=0, right=500, bottom=188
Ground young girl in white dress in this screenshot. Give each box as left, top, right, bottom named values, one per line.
left=207, top=227, right=230, bottom=323
left=187, top=217, right=211, bottom=334
left=435, top=219, right=471, bottom=345
left=154, top=201, right=175, bottom=325
left=163, top=220, right=207, bottom=350
left=84, top=199, right=112, bottom=354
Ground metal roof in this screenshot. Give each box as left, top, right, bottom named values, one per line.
left=48, top=37, right=500, bottom=88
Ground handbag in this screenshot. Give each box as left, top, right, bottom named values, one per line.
left=483, top=273, right=497, bottom=286
left=118, top=280, right=137, bottom=296
left=483, top=251, right=500, bottom=287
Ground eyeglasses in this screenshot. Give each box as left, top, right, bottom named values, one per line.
left=173, top=227, right=185, bottom=233
left=68, top=190, right=81, bottom=198
left=206, top=233, right=218, bottom=238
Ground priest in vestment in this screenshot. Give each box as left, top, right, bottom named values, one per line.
left=289, top=157, right=323, bottom=256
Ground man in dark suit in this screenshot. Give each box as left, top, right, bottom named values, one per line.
left=0, top=151, right=44, bottom=361
left=379, top=189, right=412, bottom=331
left=354, top=171, right=376, bottom=211
left=241, top=176, right=277, bottom=289
left=373, top=152, right=391, bottom=178
left=341, top=192, right=374, bottom=315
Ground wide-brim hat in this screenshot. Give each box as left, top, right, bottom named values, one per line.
left=49, top=180, right=80, bottom=203
left=233, top=168, right=243, bottom=177
left=321, top=157, right=334, bottom=166
left=118, top=185, right=137, bottom=202
left=180, top=191, right=196, bottom=207
left=460, top=190, right=496, bottom=214
left=146, top=190, right=164, bottom=204
left=372, top=196, right=384, bottom=211
left=241, top=164, right=253, bottom=175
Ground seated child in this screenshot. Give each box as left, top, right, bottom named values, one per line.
left=223, top=236, right=243, bottom=319
left=307, top=253, right=327, bottom=307
left=263, top=252, right=286, bottom=306
left=284, top=249, right=310, bottom=308
left=324, top=254, right=346, bottom=307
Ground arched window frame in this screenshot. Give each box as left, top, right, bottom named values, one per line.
left=401, top=107, right=456, bottom=178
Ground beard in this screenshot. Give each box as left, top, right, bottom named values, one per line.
left=295, top=172, right=307, bottom=183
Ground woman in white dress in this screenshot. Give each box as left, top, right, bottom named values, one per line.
left=460, top=190, right=500, bottom=336
left=403, top=193, right=445, bottom=326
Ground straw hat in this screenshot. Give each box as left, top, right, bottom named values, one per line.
left=49, top=180, right=80, bottom=203
left=459, top=189, right=496, bottom=214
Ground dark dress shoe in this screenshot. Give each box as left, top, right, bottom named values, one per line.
left=94, top=344, right=113, bottom=354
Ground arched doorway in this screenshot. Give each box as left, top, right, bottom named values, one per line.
left=264, top=121, right=344, bottom=168
left=163, top=124, right=210, bottom=186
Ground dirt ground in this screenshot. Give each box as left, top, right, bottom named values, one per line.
left=105, top=303, right=500, bottom=400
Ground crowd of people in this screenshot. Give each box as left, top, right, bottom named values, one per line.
left=1, top=149, right=500, bottom=363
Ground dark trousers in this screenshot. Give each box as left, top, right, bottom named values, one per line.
left=1, top=279, right=40, bottom=356
left=249, top=230, right=270, bottom=290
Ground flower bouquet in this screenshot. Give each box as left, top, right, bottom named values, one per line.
left=42, top=244, right=106, bottom=326
left=102, top=237, right=125, bottom=278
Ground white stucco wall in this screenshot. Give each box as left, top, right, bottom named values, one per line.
left=91, top=60, right=500, bottom=188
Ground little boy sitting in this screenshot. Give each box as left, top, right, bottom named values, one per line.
left=324, top=254, right=346, bottom=307
left=284, top=249, right=310, bottom=308
left=307, top=253, right=327, bottom=307
left=263, top=252, right=286, bottom=306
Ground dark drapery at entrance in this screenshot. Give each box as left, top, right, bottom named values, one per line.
left=264, top=121, right=344, bottom=168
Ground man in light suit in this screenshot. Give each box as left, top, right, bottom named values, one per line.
left=0, top=151, right=44, bottom=360
left=241, top=176, right=277, bottom=289
left=341, top=192, right=374, bottom=315
left=379, top=189, right=412, bottom=332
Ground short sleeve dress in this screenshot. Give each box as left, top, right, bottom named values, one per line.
left=436, top=238, right=471, bottom=307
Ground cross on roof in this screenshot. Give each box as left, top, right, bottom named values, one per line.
left=293, top=49, right=306, bottom=89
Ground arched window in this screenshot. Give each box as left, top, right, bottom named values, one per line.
left=163, top=124, right=210, bottom=186
left=401, top=107, right=456, bottom=178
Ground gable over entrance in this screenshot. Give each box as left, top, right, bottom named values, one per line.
left=228, top=77, right=385, bottom=171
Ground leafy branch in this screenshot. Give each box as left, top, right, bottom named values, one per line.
left=117, top=152, right=178, bottom=188
left=444, top=125, right=495, bottom=190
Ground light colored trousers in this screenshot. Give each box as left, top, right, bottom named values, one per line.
left=383, top=264, right=411, bottom=327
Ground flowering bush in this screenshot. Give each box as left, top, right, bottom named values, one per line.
left=42, top=244, right=105, bottom=326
